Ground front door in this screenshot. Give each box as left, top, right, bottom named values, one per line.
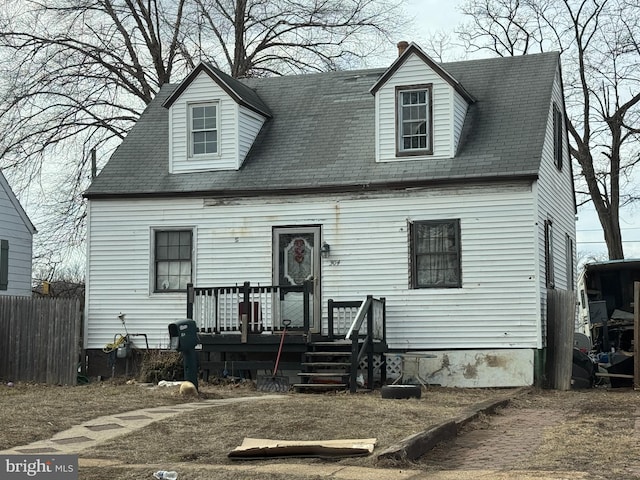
left=273, top=226, right=321, bottom=333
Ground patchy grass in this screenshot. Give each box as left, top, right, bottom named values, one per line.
left=0, top=378, right=254, bottom=450
left=514, top=389, right=640, bottom=478
left=80, top=387, right=496, bottom=468
left=6, top=380, right=640, bottom=479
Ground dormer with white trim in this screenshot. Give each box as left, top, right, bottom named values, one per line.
left=163, top=63, right=271, bottom=173
left=370, top=42, right=475, bottom=163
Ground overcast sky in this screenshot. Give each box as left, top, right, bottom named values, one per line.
left=406, top=0, right=640, bottom=261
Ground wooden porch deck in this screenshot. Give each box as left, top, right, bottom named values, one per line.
left=187, top=283, right=388, bottom=392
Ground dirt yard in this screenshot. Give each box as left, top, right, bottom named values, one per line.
left=2, top=379, right=640, bottom=479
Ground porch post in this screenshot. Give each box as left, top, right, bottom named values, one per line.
left=350, top=331, right=359, bottom=393
left=327, top=299, right=335, bottom=340
left=242, top=281, right=251, bottom=323
left=380, top=297, right=387, bottom=385
left=303, top=280, right=311, bottom=334
left=366, top=295, right=374, bottom=390
left=241, top=282, right=251, bottom=343
left=187, top=283, right=194, bottom=320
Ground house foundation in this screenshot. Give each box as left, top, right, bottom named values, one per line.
left=390, top=349, right=534, bottom=388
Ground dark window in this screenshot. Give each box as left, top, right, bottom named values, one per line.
left=411, top=220, right=461, bottom=288
left=396, top=85, right=433, bottom=156
left=545, top=220, right=555, bottom=289
left=553, top=103, right=563, bottom=170
left=0, top=239, right=8, bottom=290
left=155, top=230, right=192, bottom=292
left=566, top=234, right=574, bottom=291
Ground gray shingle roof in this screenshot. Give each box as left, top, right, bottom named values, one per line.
left=85, top=52, right=560, bottom=199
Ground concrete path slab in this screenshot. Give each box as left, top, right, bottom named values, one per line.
left=0, top=395, right=286, bottom=455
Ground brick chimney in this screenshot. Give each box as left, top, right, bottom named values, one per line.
left=397, top=41, right=409, bottom=57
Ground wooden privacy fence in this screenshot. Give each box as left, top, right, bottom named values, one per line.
left=546, top=288, right=576, bottom=390
left=0, top=296, right=82, bottom=385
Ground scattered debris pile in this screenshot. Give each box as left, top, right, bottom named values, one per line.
left=576, top=260, right=640, bottom=388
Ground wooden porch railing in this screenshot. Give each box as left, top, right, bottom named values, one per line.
left=187, top=281, right=312, bottom=334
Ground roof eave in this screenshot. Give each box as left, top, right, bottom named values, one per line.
left=162, top=63, right=272, bottom=119
left=84, top=173, right=538, bottom=200
left=0, top=170, right=37, bottom=234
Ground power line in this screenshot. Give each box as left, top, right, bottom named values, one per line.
left=578, top=240, right=640, bottom=244
left=577, top=228, right=640, bottom=232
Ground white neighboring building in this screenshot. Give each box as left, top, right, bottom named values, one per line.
left=0, top=171, right=36, bottom=296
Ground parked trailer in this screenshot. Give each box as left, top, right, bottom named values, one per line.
left=577, top=259, right=640, bottom=387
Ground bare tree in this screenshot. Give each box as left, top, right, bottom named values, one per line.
left=189, top=0, right=402, bottom=77
left=456, top=0, right=640, bottom=259
left=0, top=0, right=403, bottom=273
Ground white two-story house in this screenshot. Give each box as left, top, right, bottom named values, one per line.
left=84, top=42, right=576, bottom=388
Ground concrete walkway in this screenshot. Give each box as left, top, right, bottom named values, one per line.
left=0, top=395, right=286, bottom=455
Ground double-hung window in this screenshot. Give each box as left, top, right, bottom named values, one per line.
left=190, top=103, right=218, bottom=156
left=397, top=84, right=432, bottom=155
left=154, top=230, right=192, bottom=292
left=411, top=220, right=461, bottom=288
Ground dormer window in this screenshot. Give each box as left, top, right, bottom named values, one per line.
left=190, top=103, right=218, bottom=156
left=396, top=84, right=432, bottom=156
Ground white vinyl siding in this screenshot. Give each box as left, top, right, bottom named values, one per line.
left=534, top=65, right=577, bottom=345
left=169, top=72, right=238, bottom=172
left=0, top=176, right=34, bottom=296
left=453, top=91, right=469, bottom=153
left=238, top=107, right=266, bottom=162
left=85, top=181, right=539, bottom=351
left=375, top=54, right=461, bottom=162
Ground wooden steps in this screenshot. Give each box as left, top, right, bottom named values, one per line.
left=295, top=340, right=356, bottom=393
left=310, top=340, right=352, bottom=346
left=304, top=351, right=353, bottom=357
left=301, top=362, right=351, bottom=368
left=292, top=382, right=348, bottom=390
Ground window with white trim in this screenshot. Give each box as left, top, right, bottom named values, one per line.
left=410, top=220, right=461, bottom=288
left=397, top=85, right=432, bottom=155
left=154, top=230, right=192, bottom=292
left=190, top=103, right=218, bottom=156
